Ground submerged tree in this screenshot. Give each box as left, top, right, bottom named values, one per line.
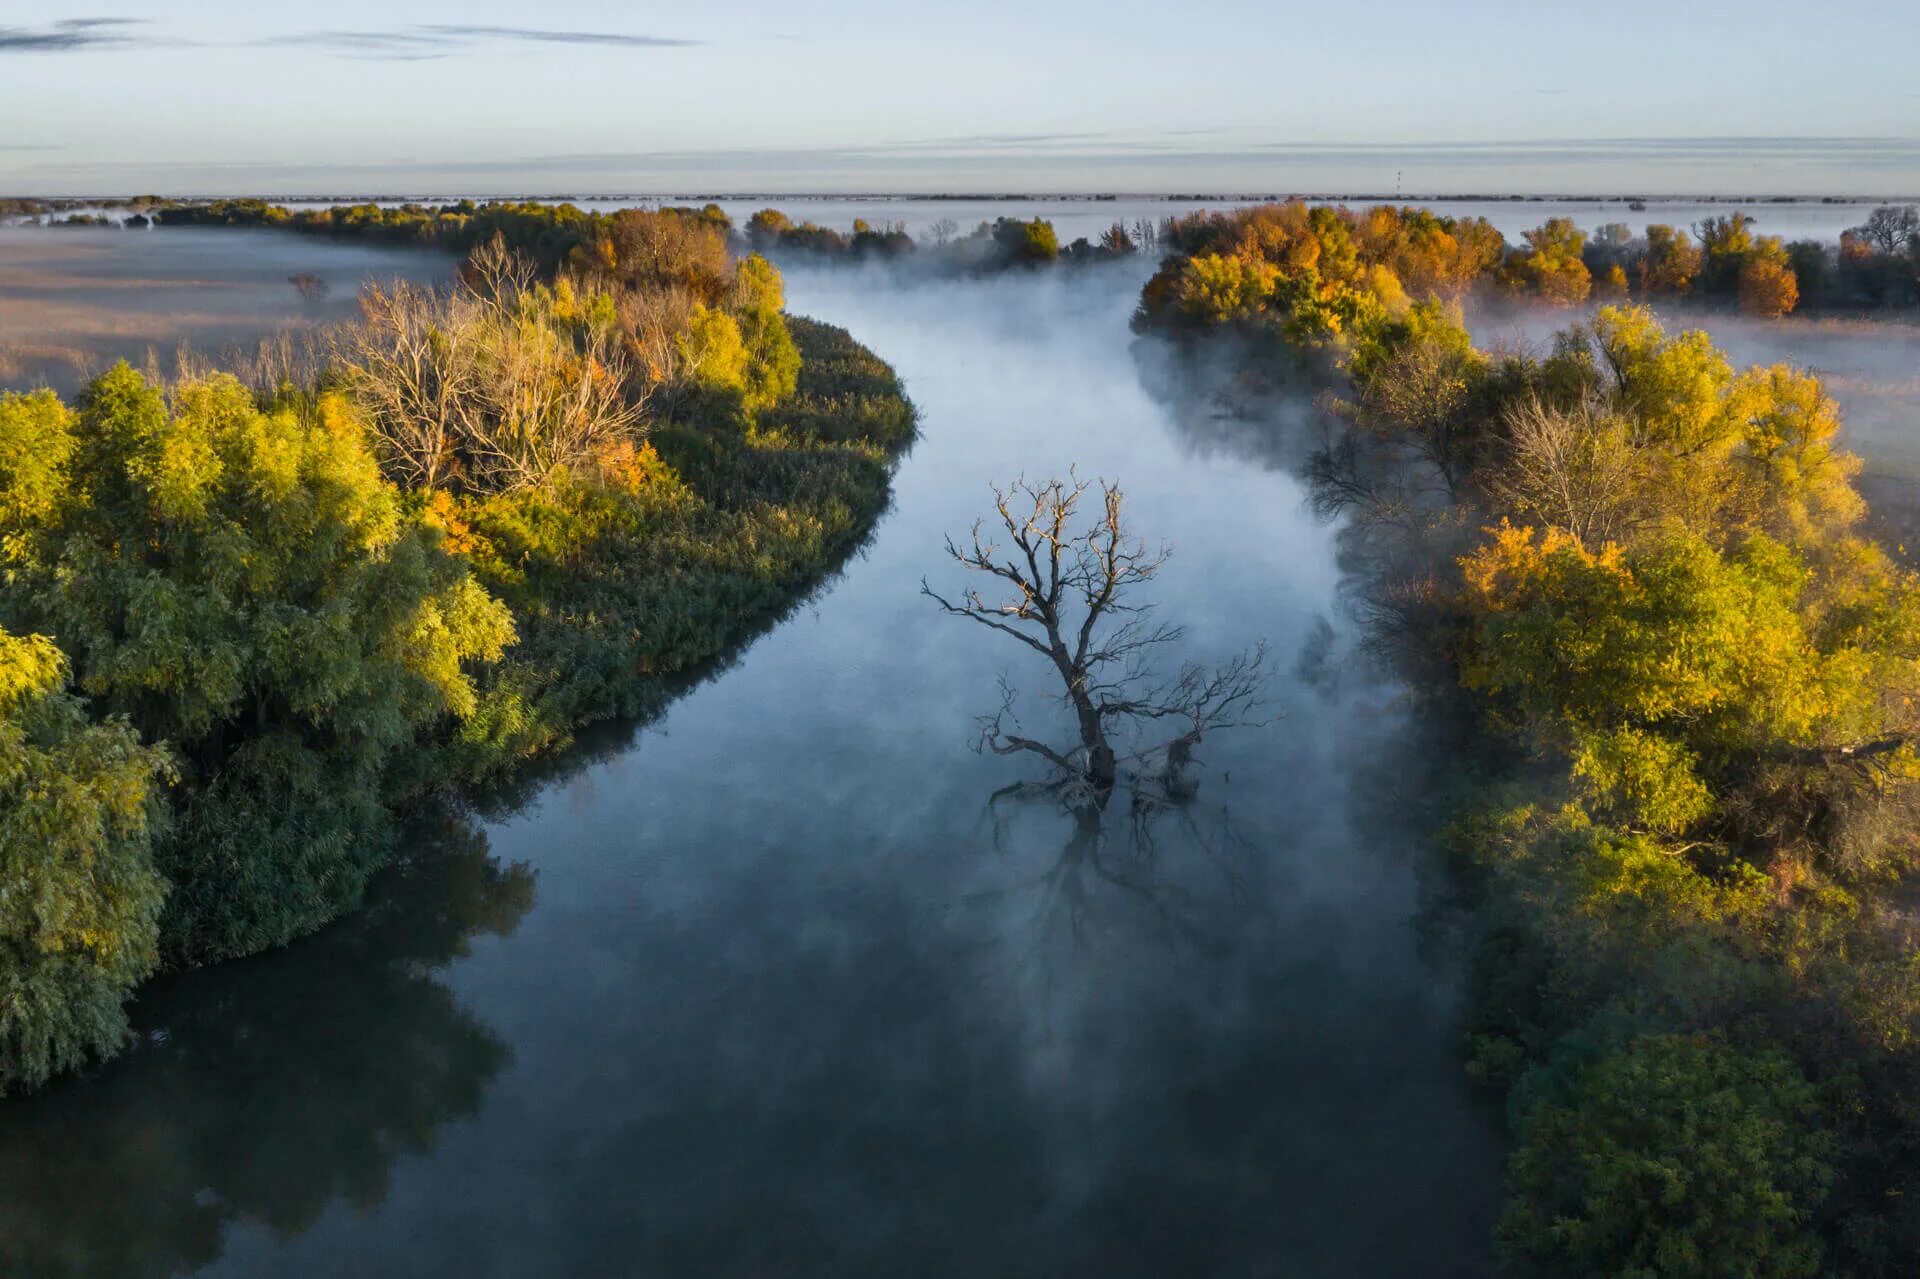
left=924, top=476, right=1266, bottom=799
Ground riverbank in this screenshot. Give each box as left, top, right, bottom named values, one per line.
left=0, top=254, right=1504, bottom=1279
left=0, top=224, right=917, bottom=1092
left=1130, top=201, right=1920, bottom=1274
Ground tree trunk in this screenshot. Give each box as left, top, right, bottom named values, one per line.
left=1072, top=691, right=1117, bottom=791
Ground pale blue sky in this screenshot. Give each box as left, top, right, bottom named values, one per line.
left=4, top=1, right=1919, bottom=196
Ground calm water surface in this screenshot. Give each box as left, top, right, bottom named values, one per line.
left=0, top=262, right=1503, bottom=1277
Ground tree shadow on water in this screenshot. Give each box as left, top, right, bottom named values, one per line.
left=965, top=773, right=1263, bottom=969
left=0, top=808, right=535, bottom=1278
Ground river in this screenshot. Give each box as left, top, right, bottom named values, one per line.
left=0, top=258, right=1504, bottom=1276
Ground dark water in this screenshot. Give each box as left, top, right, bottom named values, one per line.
left=0, top=262, right=1503, bottom=1277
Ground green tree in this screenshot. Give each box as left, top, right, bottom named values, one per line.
left=0, top=369, right=514, bottom=965
left=1457, top=524, right=1888, bottom=844
left=1498, top=1033, right=1832, bottom=1279
left=731, top=253, right=801, bottom=411
left=0, top=627, right=169, bottom=1094
left=992, top=217, right=1059, bottom=264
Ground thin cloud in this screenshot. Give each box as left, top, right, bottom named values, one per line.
left=872, top=131, right=1119, bottom=153
left=417, top=25, right=700, bottom=49
left=0, top=20, right=701, bottom=59
left=264, top=25, right=700, bottom=58
left=256, top=30, right=452, bottom=61
left=0, top=17, right=152, bottom=52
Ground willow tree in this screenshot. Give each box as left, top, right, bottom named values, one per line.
left=0, top=370, right=515, bottom=966
left=924, top=476, right=1265, bottom=797
left=0, top=629, right=168, bottom=1093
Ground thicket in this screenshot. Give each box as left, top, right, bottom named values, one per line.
left=1140, top=214, right=1920, bottom=1275
left=0, top=216, right=914, bottom=1093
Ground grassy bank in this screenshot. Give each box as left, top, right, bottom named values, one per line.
left=0, top=221, right=914, bottom=1093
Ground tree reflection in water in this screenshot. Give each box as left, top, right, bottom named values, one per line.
left=972, top=774, right=1260, bottom=967
left=0, top=812, right=533, bottom=1279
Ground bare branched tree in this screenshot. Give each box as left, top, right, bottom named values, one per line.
left=1489, top=393, right=1645, bottom=546
left=334, top=236, right=645, bottom=495
left=924, top=475, right=1268, bottom=797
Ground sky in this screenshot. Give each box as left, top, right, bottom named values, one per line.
left=3, top=0, right=1919, bottom=197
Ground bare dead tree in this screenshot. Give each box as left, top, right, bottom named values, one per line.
left=461, top=233, right=539, bottom=301
left=1488, top=393, right=1646, bottom=547
left=924, top=475, right=1268, bottom=798
left=334, top=278, right=478, bottom=493
left=333, top=236, right=645, bottom=495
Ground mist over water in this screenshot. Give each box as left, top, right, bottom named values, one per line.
left=0, top=254, right=1505, bottom=1274
left=0, top=227, right=449, bottom=395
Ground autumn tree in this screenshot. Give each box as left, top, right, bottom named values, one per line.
left=1739, top=257, right=1801, bottom=318
left=1489, top=394, right=1646, bottom=547
left=1538, top=307, right=1859, bottom=546
left=1697, top=212, right=1759, bottom=294
left=1345, top=299, right=1492, bottom=497
left=1099, top=221, right=1138, bottom=255
left=729, top=252, right=801, bottom=410
left=1500, top=218, right=1592, bottom=306
left=744, top=207, right=792, bottom=251
left=1639, top=224, right=1703, bottom=296
left=578, top=207, right=734, bottom=304
left=992, top=217, right=1060, bottom=264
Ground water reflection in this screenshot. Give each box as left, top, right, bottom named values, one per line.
left=0, top=815, right=533, bottom=1278
left=972, top=767, right=1264, bottom=979
left=0, top=259, right=1506, bottom=1277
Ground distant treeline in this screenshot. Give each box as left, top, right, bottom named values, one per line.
left=0, top=212, right=915, bottom=1096
left=23, top=194, right=1919, bottom=312
left=0, top=196, right=170, bottom=219
left=153, top=197, right=627, bottom=271
left=740, top=206, right=1156, bottom=269
left=1143, top=200, right=1920, bottom=320
left=144, top=197, right=1146, bottom=273
left=1139, top=202, right=1920, bottom=1275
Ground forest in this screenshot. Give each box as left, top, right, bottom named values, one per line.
left=0, top=209, right=913, bottom=1091
left=1134, top=199, right=1920, bottom=1275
